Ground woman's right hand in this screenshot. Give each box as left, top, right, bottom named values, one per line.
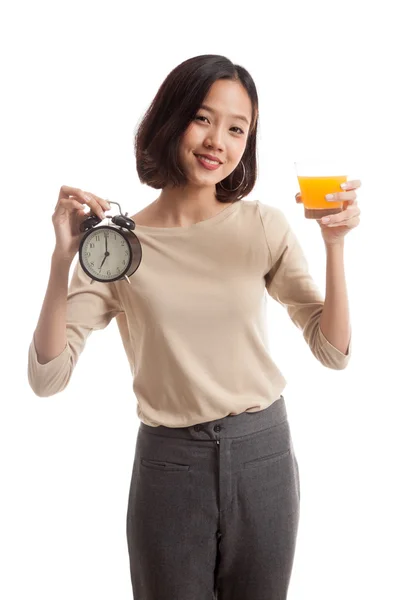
left=52, top=185, right=111, bottom=260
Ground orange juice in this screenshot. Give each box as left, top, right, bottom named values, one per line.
left=297, top=174, right=347, bottom=218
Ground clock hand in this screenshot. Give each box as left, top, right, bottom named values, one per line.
left=99, top=231, right=110, bottom=270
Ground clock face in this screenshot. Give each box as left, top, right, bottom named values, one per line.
left=80, top=226, right=132, bottom=282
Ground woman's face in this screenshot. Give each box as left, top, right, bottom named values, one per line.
left=178, top=79, right=253, bottom=189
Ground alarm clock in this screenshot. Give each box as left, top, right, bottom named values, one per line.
left=78, top=200, right=142, bottom=285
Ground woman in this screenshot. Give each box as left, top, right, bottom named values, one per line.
left=28, top=54, right=361, bottom=599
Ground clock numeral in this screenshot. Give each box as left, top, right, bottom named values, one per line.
left=107, top=270, right=111, bottom=276
left=90, top=243, right=95, bottom=249
left=120, top=240, right=125, bottom=246
left=95, top=235, right=100, bottom=242
left=90, top=261, right=95, bottom=267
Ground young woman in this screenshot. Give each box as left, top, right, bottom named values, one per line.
left=28, top=54, right=360, bottom=600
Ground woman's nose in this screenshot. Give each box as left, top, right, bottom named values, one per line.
left=204, top=132, right=224, bottom=150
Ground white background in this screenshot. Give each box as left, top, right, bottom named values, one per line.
left=2, top=0, right=399, bottom=598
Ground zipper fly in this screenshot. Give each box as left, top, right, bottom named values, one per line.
left=216, top=439, right=221, bottom=532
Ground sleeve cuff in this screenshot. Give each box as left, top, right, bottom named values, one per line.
left=28, top=337, right=71, bottom=396
left=317, top=325, right=352, bottom=370
left=29, top=337, right=69, bottom=369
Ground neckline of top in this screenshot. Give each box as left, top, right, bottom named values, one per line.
left=131, top=200, right=241, bottom=234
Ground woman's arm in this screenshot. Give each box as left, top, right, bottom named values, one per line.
left=319, top=241, right=351, bottom=355
left=33, top=251, right=73, bottom=364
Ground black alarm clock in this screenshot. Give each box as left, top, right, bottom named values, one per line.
left=78, top=200, right=142, bottom=285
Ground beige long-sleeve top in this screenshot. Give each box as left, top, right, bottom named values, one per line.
left=28, top=199, right=351, bottom=427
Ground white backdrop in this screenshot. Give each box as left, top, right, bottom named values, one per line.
left=2, top=0, right=399, bottom=598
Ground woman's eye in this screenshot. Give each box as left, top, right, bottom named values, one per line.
left=194, top=115, right=244, bottom=135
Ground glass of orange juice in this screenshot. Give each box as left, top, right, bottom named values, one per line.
left=295, top=160, right=348, bottom=219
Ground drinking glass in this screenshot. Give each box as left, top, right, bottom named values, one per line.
left=295, top=160, right=348, bottom=219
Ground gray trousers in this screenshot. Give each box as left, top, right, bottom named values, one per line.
left=126, top=394, right=300, bottom=599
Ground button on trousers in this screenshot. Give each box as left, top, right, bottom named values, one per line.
left=126, top=395, right=300, bottom=599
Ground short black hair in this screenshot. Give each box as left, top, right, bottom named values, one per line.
left=134, top=54, right=259, bottom=203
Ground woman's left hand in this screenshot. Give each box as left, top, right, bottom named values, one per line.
left=295, top=179, right=362, bottom=246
